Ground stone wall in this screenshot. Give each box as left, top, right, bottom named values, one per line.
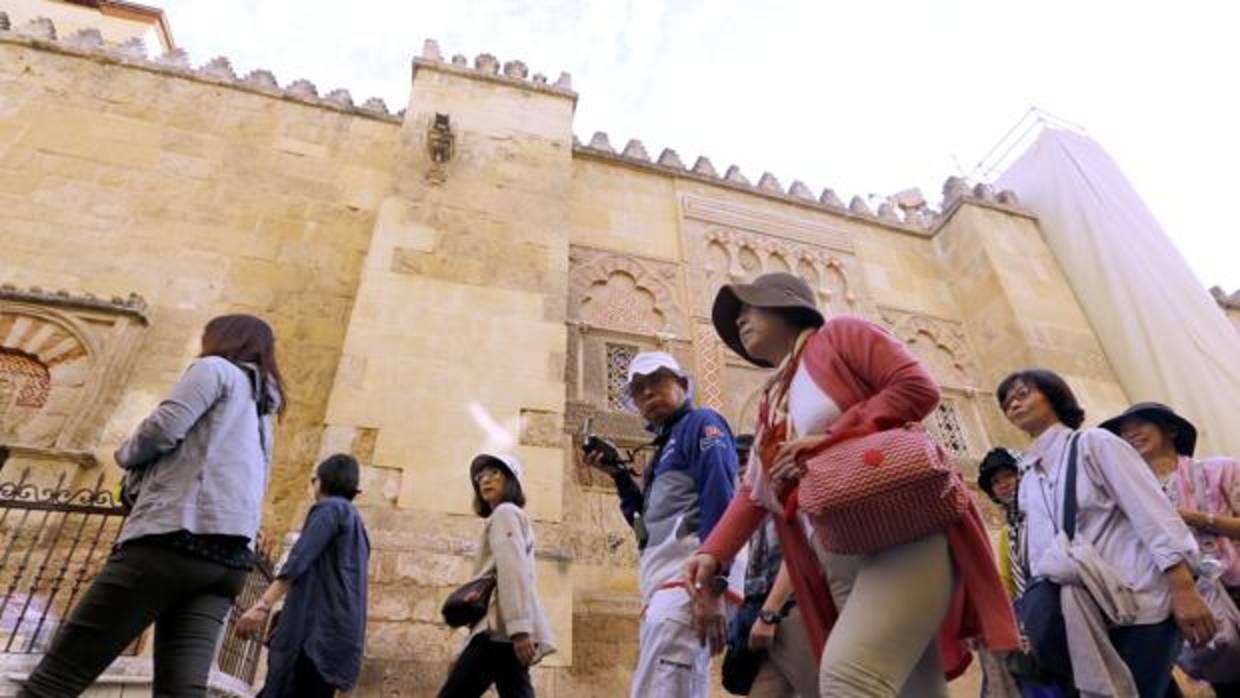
left=0, top=18, right=1181, bottom=698
left=0, top=29, right=399, bottom=531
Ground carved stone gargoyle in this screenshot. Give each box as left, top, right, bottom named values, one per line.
left=426, top=113, right=455, bottom=184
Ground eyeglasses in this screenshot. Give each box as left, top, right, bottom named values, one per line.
left=1002, top=384, right=1033, bottom=412
left=473, top=467, right=504, bottom=485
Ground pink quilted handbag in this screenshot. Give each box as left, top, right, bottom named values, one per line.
left=798, top=423, right=968, bottom=555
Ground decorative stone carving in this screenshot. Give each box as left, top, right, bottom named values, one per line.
left=285, top=79, right=318, bottom=99
left=502, top=60, right=528, bottom=79
left=243, top=69, right=279, bottom=90
left=587, top=132, right=614, bottom=153
left=876, top=201, right=900, bottom=222
left=361, top=97, right=390, bottom=115
left=692, top=157, right=718, bottom=177
left=198, top=56, right=236, bottom=80
left=657, top=149, right=685, bottom=169
left=680, top=195, right=865, bottom=320
left=422, top=38, right=443, bottom=61
left=848, top=196, right=873, bottom=216
left=0, top=12, right=9, bottom=31
left=757, top=172, right=783, bottom=194
left=972, top=183, right=997, bottom=202
left=554, top=72, right=572, bottom=90
left=724, top=165, right=749, bottom=185
left=819, top=188, right=844, bottom=207
left=0, top=286, right=147, bottom=451
left=426, top=113, right=455, bottom=185
left=789, top=181, right=815, bottom=200
left=621, top=139, right=650, bottom=161
left=568, top=247, right=687, bottom=338
left=878, top=308, right=979, bottom=388
left=64, top=29, right=103, bottom=50
left=942, top=176, right=971, bottom=207
left=451, top=54, right=468, bottom=66
left=692, top=321, right=726, bottom=411
left=156, top=48, right=190, bottom=69
left=114, top=37, right=146, bottom=59
left=474, top=53, right=499, bottom=74
left=323, top=88, right=354, bottom=107
left=17, top=18, right=56, bottom=41
left=532, top=73, right=547, bottom=84
left=997, top=189, right=1021, bottom=206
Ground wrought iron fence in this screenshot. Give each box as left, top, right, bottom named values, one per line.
left=0, top=466, right=277, bottom=686
left=217, top=537, right=277, bottom=685
left=0, top=468, right=131, bottom=655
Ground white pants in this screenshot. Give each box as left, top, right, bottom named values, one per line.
left=631, top=587, right=711, bottom=698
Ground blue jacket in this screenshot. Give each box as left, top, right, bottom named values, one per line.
left=613, top=402, right=738, bottom=553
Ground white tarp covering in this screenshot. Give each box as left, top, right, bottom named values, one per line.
left=997, top=128, right=1240, bottom=457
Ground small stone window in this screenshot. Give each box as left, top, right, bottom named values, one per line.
left=926, top=399, right=969, bottom=460
left=605, top=343, right=639, bottom=411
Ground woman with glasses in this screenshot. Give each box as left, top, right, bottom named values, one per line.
left=438, top=452, right=556, bottom=698
left=237, top=453, right=370, bottom=698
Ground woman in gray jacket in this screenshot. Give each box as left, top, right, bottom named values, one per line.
left=20, top=314, right=284, bottom=698
left=438, top=452, right=556, bottom=698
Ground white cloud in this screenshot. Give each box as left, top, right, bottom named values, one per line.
left=159, top=0, right=1240, bottom=289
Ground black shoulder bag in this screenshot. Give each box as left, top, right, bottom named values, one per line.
left=441, top=573, right=498, bottom=629
left=1008, top=432, right=1082, bottom=682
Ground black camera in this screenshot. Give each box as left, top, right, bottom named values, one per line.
left=581, top=417, right=637, bottom=477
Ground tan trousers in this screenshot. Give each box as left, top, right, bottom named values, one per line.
left=818, top=532, right=953, bottom=698
left=749, top=606, right=821, bottom=698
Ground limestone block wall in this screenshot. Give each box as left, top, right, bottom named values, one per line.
left=0, top=31, right=399, bottom=530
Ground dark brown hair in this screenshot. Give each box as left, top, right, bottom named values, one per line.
left=472, top=466, right=526, bottom=518
left=996, top=368, right=1085, bottom=429
left=200, top=314, right=285, bottom=417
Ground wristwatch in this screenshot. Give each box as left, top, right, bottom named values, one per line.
left=758, top=609, right=784, bottom=625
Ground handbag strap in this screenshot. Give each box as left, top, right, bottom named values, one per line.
left=1062, top=432, right=1083, bottom=541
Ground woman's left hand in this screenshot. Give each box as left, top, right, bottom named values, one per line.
left=512, top=633, right=538, bottom=666
left=235, top=605, right=268, bottom=640
left=1179, top=509, right=1210, bottom=530
left=769, top=436, right=827, bottom=494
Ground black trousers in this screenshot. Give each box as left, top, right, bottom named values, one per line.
left=18, top=542, right=247, bottom=698
left=257, top=651, right=337, bottom=698
left=438, top=634, right=533, bottom=698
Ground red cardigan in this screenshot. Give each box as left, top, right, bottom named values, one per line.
left=701, top=316, right=1019, bottom=677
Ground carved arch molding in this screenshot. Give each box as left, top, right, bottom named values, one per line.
left=0, top=286, right=148, bottom=451
left=567, top=246, right=687, bottom=338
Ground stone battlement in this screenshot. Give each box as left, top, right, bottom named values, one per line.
left=414, top=38, right=576, bottom=99
left=575, top=131, right=1031, bottom=235
left=0, top=11, right=401, bottom=122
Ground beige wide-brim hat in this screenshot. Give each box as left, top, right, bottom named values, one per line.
left=711, top=272, right=825, bottom=368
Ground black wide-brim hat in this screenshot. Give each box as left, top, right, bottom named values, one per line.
left=711, top=272, right=825, bottom=368
left=1099, top=402, right=1198, bottom=456
left=977, top=448, right=1020, bottom=500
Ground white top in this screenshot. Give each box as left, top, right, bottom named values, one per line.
left=1019, top=424, right=1199, bottom=625
left=788, top=362, right=842, bottom=438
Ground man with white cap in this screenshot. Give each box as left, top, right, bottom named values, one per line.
left=584, top=351, right=739, bottom=697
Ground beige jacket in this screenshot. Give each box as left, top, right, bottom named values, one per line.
left=469, top=503, right=557, bottom=663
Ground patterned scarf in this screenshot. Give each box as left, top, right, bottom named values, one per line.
left=747, top=328, right=816, bottom=512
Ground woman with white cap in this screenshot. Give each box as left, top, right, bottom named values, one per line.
left=437, top=453, right=556, bottom=698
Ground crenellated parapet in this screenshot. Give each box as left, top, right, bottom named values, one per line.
left=0, top=14, right=402, bottom=122
left=574, top=132, right=1030, bottom=236
left=413, top=37, right=575, bottom=99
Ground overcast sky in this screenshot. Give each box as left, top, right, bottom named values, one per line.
left=158, top=0, right=1240, bottom=291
